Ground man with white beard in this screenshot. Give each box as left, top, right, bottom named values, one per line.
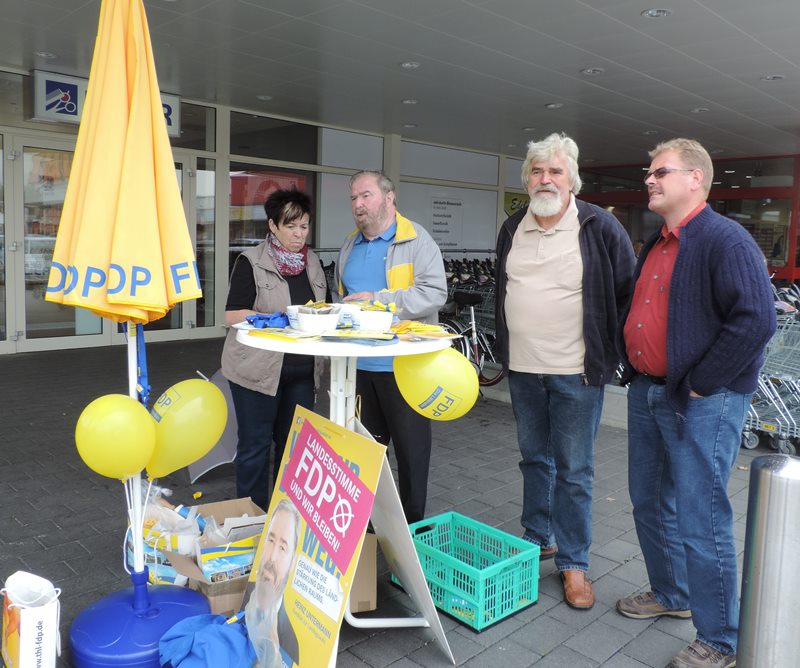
left=244, top=499, right=301, bottom=667
left=494, top=133, right=635, bottom=609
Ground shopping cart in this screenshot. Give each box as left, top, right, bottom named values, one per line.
left=742, top=317, right=800, bottom=454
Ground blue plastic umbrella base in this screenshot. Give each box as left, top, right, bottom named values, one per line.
left=70, top=570, right=210, bottom=668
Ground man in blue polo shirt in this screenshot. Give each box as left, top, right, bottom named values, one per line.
left=334, top=170, right=447, bottom=523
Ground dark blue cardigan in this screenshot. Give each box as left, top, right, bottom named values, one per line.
left=619, top=204, right=776, bottom=420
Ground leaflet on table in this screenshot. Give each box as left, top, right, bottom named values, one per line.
left=320, top=330, right=397, bottom=344
left=391, top=320, right=460, bottom=340
left=247, top=328, right=321, bottom=342
left=242, top=406, right=386, bottom=668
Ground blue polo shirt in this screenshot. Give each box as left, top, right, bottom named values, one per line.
left=342, top=223, right=395, bottom=372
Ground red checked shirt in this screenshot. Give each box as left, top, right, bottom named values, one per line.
left=624, top=203, right=705, bottom=376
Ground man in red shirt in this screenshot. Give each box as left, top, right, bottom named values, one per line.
left=616, top=139, right=775, bottom=668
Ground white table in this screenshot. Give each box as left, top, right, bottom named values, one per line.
left=235, top=325, right=450, bottom=431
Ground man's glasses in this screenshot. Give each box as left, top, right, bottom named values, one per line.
left=643, top=167, right=694, bottom=183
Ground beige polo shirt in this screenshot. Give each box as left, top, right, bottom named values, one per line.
left=504, top=196, right=585, bottom=374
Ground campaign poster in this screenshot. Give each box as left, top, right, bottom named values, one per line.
left=243, top=406, right=386, bottom=668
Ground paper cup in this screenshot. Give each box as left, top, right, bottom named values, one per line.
left=286, top=305, right=300, bottom=329
left=338, top=303, right=361, bottom=326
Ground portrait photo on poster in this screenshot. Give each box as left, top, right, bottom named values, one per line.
left=243, top=406, right=386, bottom=668
left=243, top=499, right=302, bottom=668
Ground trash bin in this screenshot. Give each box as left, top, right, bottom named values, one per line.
left=738, top=454, right=800, bottom=667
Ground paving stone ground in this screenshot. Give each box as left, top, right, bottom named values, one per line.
left=0, top=339, right=769, bottom=667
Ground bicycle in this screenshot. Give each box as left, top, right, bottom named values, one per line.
left=441, top=290, right=506, bottom=387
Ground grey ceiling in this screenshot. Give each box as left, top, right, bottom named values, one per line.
left=2, top=0, right=800, bottom=165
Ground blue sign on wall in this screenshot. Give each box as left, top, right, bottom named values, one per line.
left=44, top=79, right=80, bottom=117
left=33, top=70, right=181, bottom=137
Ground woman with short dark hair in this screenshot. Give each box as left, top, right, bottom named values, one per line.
left=221, top=188, right=326, bottom=510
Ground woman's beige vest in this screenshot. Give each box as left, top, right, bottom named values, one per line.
left=221, top=242, right=327, bottom=395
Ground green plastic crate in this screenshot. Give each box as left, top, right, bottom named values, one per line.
left=398, top=512, right=539, bottom=631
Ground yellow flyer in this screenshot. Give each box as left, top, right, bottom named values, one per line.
left=242, top=406, right=386, bottom=668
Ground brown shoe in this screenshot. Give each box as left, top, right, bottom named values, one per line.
left=617, top=591, right=691, bottom=620
left=540, top=545, right=557, bottom=560
left=521, top=536, right=557, bottom=560
left=561, top=570, right=594, bottom=609
left=666, top=640, right=736, bottom=668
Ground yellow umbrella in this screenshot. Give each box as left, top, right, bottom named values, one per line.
left=44, top=0, right=203, bottom=582
left=46, top=0, right=200, bottom=322
left=58, top=8, right=213, bottom=662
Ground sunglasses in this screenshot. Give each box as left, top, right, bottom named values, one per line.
left=643, top=167, right=694, bottom=183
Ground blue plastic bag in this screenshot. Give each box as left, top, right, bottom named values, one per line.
left=246, top=313, right=289, bottom=329
left=159, top=613, right=256, bottom=667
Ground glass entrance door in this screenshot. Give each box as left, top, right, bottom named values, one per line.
left=23, top=144, right=103, bottom=340
left=3, top=136, right=218, bottom=354
left=9, top=136, right=109, bottom=352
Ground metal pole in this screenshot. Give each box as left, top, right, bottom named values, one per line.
left=738, top=454, right=800, bottom=667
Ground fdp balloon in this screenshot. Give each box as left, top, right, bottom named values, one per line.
left=75, top=394, right=156, bottom=479
left=146, top=379, right=227, bottom=478
left=394, top=348, right=479, bottom=421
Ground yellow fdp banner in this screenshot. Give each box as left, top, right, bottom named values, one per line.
left=242, top=406, right=385, bottom=668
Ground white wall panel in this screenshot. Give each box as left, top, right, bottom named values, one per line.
left=399, top=182, right=497, bottom=252
left=505, top=157, right=524, bottom=189
left=319, top=128, right=383, bottom=171
left=401, top=142, right=498, bottom=185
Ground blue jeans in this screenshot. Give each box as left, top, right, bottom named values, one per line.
left=508, top=371, right=604, bottom=572
left=229, top=364, right=314, bottom=511
left=627, top=376, right=750, bottom=655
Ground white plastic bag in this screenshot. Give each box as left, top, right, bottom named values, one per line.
left=1, top=571, right=61, bottom=668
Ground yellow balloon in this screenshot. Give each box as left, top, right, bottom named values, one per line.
left=146, top=379, right=227, bottom=478
left=75, top=394, right=156, bottom=479
left=393, top=348, right=479, bottom=421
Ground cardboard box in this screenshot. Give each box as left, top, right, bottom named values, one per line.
left=188, top=575, right=249, bottom=618
left=163, top=497, right=265, bottom=615
left=190, top=498, right=266, bottom=543
left=349, top=533, right=377, bottom=613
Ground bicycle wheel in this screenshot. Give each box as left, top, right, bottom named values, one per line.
left=477, top=361, right=506, bottom=386
left=477, top=330, right=497, bottom=364
left=472, top=329, right=504, bottom=385
left=441, top=319, right=469, bottom=358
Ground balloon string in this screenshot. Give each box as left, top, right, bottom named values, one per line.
left=121, top=478, right=153, bottom=576
left=123, top=479, right=134, bottom=575
left=122, top=526, right=132, bottom=576
left=142, top=478, right=153, bottom=540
